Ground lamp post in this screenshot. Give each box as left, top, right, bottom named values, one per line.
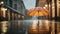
left=0, top=1, right=4, bottom=34
left=0, top=1, right=7, bottom=20
left=0, top=1, right=7, bottom=34
left=0, top=1, right=4, bottom=19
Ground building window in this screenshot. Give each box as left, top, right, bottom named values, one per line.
left=14, top=4, right=17, bottom=10
left=9, top=0, right=12, bottom=7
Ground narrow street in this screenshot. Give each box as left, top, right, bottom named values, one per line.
left=0, top=19, right=59, bottom=34
left=0, top=0, right=60, bottom=34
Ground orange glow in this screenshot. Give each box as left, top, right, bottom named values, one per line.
left=27, top=7, right=50, bottom=16
left=45, top=4, right=48, bottom=7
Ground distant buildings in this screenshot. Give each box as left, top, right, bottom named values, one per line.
left=0, top=0, right=26, bottom=33
left=46, top=0, right=60, bottom=34
left=46, top=0, right=60, bottom=20
left=36, top=0, right=60, bottom=19
left=6, top=0, right=26, bottom=15
left=36, top=0, right=60, bottom=34
left=0, top=0, right=26, bottom=21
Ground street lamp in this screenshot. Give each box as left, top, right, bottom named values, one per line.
left=0, top=1, right=4, bottom=5
left=45, top=4, right=48, bottom=7
left=0, top=1, right=7, bottom=18
left=0, top=8, right=7, bottom=34
left=0, top=1, right=7, bottom=34
left=43, top=4, right=48, bottom=9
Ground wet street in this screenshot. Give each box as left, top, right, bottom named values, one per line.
left=0, top=19, right=60, bottom=34
left=0, top=0, right=60, bottom=34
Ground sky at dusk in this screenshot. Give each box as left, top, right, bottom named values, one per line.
left=23, top=0, right=36, bottom=10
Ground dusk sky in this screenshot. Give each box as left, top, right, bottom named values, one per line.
left=23, top=0, right=36, bottom=10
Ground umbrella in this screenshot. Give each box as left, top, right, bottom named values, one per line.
left=27, top=7, right=50, bottom=16
left=27, top=7, right=50, bottom=33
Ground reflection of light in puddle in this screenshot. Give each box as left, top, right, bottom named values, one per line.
left=18, top=21, right=20, bottom=26
left=44, top=20, right=49, bottom=30
left=39, top=20, right=49, bottom=31
left=1, top=21, right=8, bottom=33
left=30, top=20, right=38, bottom=32
left=31, top=20, right=50, bottom=31
left=32, top=20, right=38, bottom=28
left=32, top=29, right=37, bottom=32
left=30, top=26, right=37, bottom=32
left=39, top=20, right=42, bottom=26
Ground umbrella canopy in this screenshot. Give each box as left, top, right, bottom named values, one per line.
left=27, top=7, right=50, bottom=16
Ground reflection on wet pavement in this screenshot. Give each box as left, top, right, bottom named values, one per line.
left=0, top=20, right=60, bottom=34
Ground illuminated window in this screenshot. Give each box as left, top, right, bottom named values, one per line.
left=9, top=0, right=12, bottom=7
left=14, top=4, right=17, bottom=10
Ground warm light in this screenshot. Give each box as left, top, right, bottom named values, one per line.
left=1, top=21, right=7, bottom=33
left=0, top=1, right=4, bottom=4
left=52, top=6, right=54, bottom=8
left=1, top=8, right=7, bottom=11
left=5, top=8, right=7, bottom=11
left=52, top=3, right=55, bottom=9
left=32, top=29, right=37, bottom=32
left=1, top=8, right=7, bottom=18
left=49, top=4, right=50, bottom=7
left=43, top=7, right=46, bottom=9
left=22, top=16, right=24, bottom=19
left=45, top=4, right=48, bottom=7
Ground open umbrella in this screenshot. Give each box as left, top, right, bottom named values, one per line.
left=27, top=7, right=50, bottom=16
left=27, top=7, right=50, bottom=33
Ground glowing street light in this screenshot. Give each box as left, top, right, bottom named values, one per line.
left=1, top=7, right=7, bottom=11
left=0, top=1, right=4, bottom=5
left=45, top=4, right=48, bottom=7
left=1, top=1, right=4, bottom=4
left=43, top=7, right=46, bottom=9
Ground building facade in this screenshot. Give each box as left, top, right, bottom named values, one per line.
left=36, top=0, right=46, bottom=7
left=36, top=0, right=60, bottom=34
left=46, top=0, right=60, bottom=34
left=0, top=0, right=26, bottom=21
left=0, top=0, right=26, bottom=33
left=36, top=0, right=55, bottom=34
